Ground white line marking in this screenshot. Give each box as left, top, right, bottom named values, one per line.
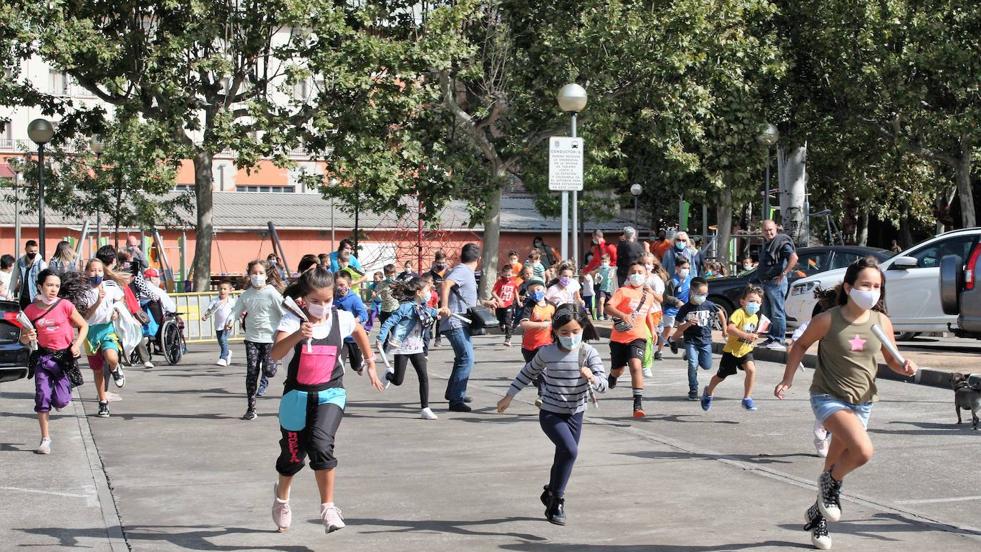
left=0, top=486, right=93, bottom=499
left=896, top=496, right=981, bottom=505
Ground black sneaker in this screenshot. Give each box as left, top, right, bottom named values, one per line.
left=448, top=403, right=472, bottom=413
left=463, top=396, right=473, bottom=404
left=817, top=471, right=842, bottom=522
left=110, top=367, right=126, bottom=388
left=688, top=390, right=699, bottom=401
left=545, top=495, right=566, bottom=525
left=242, top=409, right=258, bottom=421
left=654, top=351, right=663, bottom=361
left=669, top=341, right=679, bottom=354
left=608, top=374, right=618, bottom=389
left=632, top=396, right=645, bottom=418
left=540, top=486, right=551, bottom=508
left=97, top=401, right=110, bottom=418
left=804, top=503, right=832, bottom=550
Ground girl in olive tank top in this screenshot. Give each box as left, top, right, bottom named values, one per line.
left=774, top=258, right=916, bottom=550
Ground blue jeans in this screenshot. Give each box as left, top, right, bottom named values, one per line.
left=442, top=327, right=473, bottom=406
left=216, top=329, right=230, bottom=360
left=762, top=277, right=789, bottom=342
left=684, top=341, right=713, bottom=392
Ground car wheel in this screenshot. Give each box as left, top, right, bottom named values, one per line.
left=710, top=297, right=733, bottom=332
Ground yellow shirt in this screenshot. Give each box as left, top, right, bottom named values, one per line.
left=723, top=308, right=759, bottom=358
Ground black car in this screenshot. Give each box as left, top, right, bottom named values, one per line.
left=704, top=246, right=894, bottom=323
left=0, top=299, right=32, bottom=384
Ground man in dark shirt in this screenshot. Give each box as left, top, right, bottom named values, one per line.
left=616, top=226, right=646, bottom=287
left=755, top=220, right=798, bottom=350
left=673, top=278, right=725, bottom=400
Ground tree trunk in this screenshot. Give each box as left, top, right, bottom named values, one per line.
left=478, top=174, right=504, bottom=300
left=856, top=210, right=869, bottom=246
left=716, top=187, right=733, bottom=274
left=191, top=151, right=214, bottom=291
left=899, top=213, right=912, bottom=250
left=956, top=137, right=975, bottom=228
left=777, top=144, right=807, bottom=246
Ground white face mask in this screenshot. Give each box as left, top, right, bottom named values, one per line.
left=250, top=274, right=267, bottom=288
left=38, top=294, right=59, bottom=305
left=848, top=287, right=880, bottom=311
left=629, top=273, right=645, bottom=287
left=678, top=269, right=690, bottom=279
left=645, top=264, right=654, bottom=272
left=558, top=332, right=583, bottom=350
left=306, top=301, right=331, bottom=320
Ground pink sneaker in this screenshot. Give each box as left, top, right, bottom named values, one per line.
left=271, top=484, right=291, bottom=532
left=321, top=503, right=346, bottom=533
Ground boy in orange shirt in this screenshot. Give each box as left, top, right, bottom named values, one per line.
left=605, top=262, right=659, bottom=417
left=518, top=279, right=555, bottom=406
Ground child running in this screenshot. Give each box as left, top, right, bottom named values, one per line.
left=775, top=257, right=916, bottom=550
left=641, top=254, right=666, bottom=378
left=201, top=279, right=236, bottom=366
left=604, top=262, right=657, bottom=417
left=701, top=285, right=762, bottom=411
left=518, top=279, right=555, bottom=407
left=655, top=257, right=692, bottom=360
left=545, top=263, right=583, bottom=309
left=672, top=277, right=725, bottom=401
left=21, top=269, right=88, bottom=453
left=492, top=265, right=518, bottom=347
left=227, top=260, right=284, bottom=421
left=496, top=304, right=606, bottom=526
left=591, top=254, right=616, bottom=321
left=333, top=272, right=369, bottom=375
left=269, top=267, right=384, bottom=534
left=82, top=258, right=126, bottom=418
left=377, top=276, right=439, bottom=419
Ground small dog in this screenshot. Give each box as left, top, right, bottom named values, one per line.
left=951, top=373, right=981, bottom=430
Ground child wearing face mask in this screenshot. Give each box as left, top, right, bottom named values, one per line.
left=492, top=265, right=518, bottom=347
left=605, top=262, right=659, bottom=417
left=332, top=272, right=369, bottom=375
left=672, top=278, right=725, bottom=400
left=227, top=259, right=284, bottom=421
left=81, top=259, right=127, bottom=418
left=270, top=267, right=384, bottom=534
left=700, top=286, right=763, bottom=412
left=591, top=253, right=615, bottom=321
left=519, top=280, right=555, bottom=406
left=377, top=277, right=439, bottom=419
left=496, top=304, right=605, bottom=526
left=655, top=258, right=692, bottom=360
left=545, top=263, right=584, bottom=309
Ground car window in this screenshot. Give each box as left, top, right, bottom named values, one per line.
left=790, top=252, right=829, bottom=278
left=832, top=252, right=863, bottom=269
left=908, top=235, right=978, bottom=268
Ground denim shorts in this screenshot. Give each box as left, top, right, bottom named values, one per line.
left=810, top=393, right=872, bottom=429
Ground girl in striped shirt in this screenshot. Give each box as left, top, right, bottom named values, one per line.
left=496, top=304, right=606, bottom=526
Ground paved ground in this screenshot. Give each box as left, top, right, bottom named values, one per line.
left=2, top=333, right=980, bottom=551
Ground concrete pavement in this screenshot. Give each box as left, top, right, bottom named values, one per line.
left=1, top=334, right=980, bottom=551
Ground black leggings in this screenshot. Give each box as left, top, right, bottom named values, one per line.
left=245, top=341, right=276, bottom=410
left=540, top=410, right=584, bottom=497
left=386, top=353, right=429, bottom=408
left=276, top=400, right=344, bottom=475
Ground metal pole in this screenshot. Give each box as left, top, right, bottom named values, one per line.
left=14, top=172, right=21, bottom=251
left=571, top=113, right=578, bottom=267
left=114, top=175, right=122, bottom=249
left=763, top=147, right=771, bottom=220
left=417, top=195, right=423, bottom=272
left=353, top=194, right=360, bottom=253
left=37, top=145, right=46, bottom=260
left=633, top=197, right=639, bottom=226
left=330, top=198, right=335, bottom=251
left=560, top=192, right=568, bottom=261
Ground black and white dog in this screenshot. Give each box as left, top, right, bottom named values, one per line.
left=952, top=373, right=981, bottom=430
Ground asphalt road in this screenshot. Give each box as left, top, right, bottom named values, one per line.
left=1, top=334, right=980, bottom=551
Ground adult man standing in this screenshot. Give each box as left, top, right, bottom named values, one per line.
left=11, top=240, right=48, bottom=309
left=583, top=229, right=618, bottom=274
left=651, top=229, right=671, bottom=261
left=428, top=250, right=449, bottom=347
left=615, top=226, right=646, bottom=287
left=661, top=231, right=704, bottom=277
left=437, top=243, right=486, bottom=413
left=126, top=235, right=149, bottom=271
left=756, top=220, right=798, bottom=350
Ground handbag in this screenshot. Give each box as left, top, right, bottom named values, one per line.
left=451, top=286, right=497, bottom=334
left=612, top=287, right=649, bottom=333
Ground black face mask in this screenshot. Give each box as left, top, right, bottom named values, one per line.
left=26, top=252, right=37, bottom=260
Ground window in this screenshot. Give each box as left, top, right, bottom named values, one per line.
left=235, top=185, right=296, bottom=193
left=832, top=252, right=863, bottom=270
left=791, top=252, right=829, bottom=278
left=1, top=121, right=12, bottom=150
left=908, top=235, right=979, bottom=269
left=174, top=184, right=195, bottom=192
left=49, top=70, right=69, bottom=96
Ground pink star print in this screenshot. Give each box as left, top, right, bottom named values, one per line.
left=849, top=335, right=866, bottom=352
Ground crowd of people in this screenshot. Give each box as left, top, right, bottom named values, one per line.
left=9, top=221, right=917, bottom=550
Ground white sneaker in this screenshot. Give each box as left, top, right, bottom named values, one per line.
left=35, top=438, right=51, bottom=455
left=321, top=503, right=345, bottom=533
left=642, top=367, right=653, bottom=378
left=143, top=361, right=154, bottom=369
left=272, top=483, right=291, bottom=532
left=765, top=341, right=787, bottom=351
left=226, top=350, right=233, bottom=364
left=216, top=358, right=227, bottom=367
left=384, top=366, right=394, bottom=389
left=814, top=436, right=831, bottom=458
left=813, top=420, right=828, bottom=441
left=420, top=407, right=438, bottom=420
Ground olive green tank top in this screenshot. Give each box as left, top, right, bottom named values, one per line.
left=810, top=306, right=882, bottom=404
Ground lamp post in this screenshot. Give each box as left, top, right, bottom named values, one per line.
left=630, top=183, right=643, bottom=226
left=757, top=123, right=779, bottom=221
left=27, top=118, right=54, bottom=260
left=557, top=83, right=587, bottom=265
left=89, top=136, right=104, bottom=245
left=13, top=171, right=22, bottom=249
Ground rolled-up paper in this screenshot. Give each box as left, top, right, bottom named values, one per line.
left=282, top=296, right=313, bottom=353
left=16, top=311, right=37, bottom=352
left=870, top=323, right=906, bottom=366
left=451, top=313, right=473, bottom=325
left=376, top=340, right=391, bottom=370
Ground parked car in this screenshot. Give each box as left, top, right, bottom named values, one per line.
left=785, top=228, right=981, bottom=335
left=0, top=299, right=31, bottom=384
left=704, top=246, right=894, bottom=325
left=940, top=237, right=981, bottom=339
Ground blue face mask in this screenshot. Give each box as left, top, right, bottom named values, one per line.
left=88, top=276, right=103, bottom=287
left=530, top=290, right=545, bottom=302
left=745, top=302, right=761, bottom=315
left=558, top=333, right=583, bottom=350
left=675, top=241, right=686, bottom=250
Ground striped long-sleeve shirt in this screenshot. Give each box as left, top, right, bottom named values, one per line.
left=506, top=343, right=607, bottom=415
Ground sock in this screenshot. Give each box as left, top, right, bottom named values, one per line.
left=632, top=388, right=643, bottom=398
left=322, top=501, right=334, bottom=509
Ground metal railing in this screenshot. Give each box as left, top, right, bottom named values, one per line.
left=171, top=291, right=244, bottom=344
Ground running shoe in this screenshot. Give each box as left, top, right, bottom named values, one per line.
left=669, top=340, right=679, bottom=354
left=384, top=367, right=394, bottom=389
left=272, top=484, right=291, bottom=532
left=632, top=396, right=645, bottom=418
left=242, top=409, right=258, bottom=421
left=804, top=502, right=832, bottom=550
left=216, top=358, right=227, bottom=367
left=97, top=401, right=110, bottom=418
left=817, top=471, right=842, bottom=522
left=607, top=374, right=618, bottom=389
left=503, top=339, right=512, bottom=348
left=226, top=350, right=233, bottom=364
left=35, top=438, right=51, bottom=455
left=642, top=367, right=653, bottom=378
left=545, top=495, right=566, bottom=526
left=257, top=377, right=268, bottom=397
left=814, top=436, right=831, bottom=458
left=765, top=341, right=787, bottom=351
left=741, top=397, right=758, bottom=411
left=687, top=389, right=698, bottom=401
left=700, top=387, right=713, bottom=411
left=654, top=351, right=663, bottom=361
left=420, top=407, right=438, bottom=420
left=110, top=367, right=126, bottom=388
left=321, top=503, right=346, bottom=533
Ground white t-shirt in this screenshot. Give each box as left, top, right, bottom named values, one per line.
left=207, top=297, right=236, bottom=330
left=545, top=280, right=581, bottom=307
left=85, top=281, right=125, bottom=325
left=276, top=309, right=357, bottom=367
left=0, top=270, right=11, bottom=297
left=647, top=276, right=666, bottom=313
left=389, top=321, right=425, bottom=356
left=581, top=274, right=595, bottom=296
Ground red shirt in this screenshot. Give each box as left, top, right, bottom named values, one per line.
left=493, top=277, right=517, bottom=308
left=25, top=300, right=77, bottom=351
left=584, top=240, right=618, bottom=273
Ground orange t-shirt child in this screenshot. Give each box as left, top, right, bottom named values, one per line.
left=520, top=302, right=555, bottom=363
left=608, top=285, right=656, bottom=369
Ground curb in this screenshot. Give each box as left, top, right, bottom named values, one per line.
left=594, top=325, right=953, bottom=390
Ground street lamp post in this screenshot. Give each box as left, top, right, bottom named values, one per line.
left=89, top=136, right=104, bottom=246
left=630, top=183, right=643, bottom=226
left=557, top=83, right=587, bottom=266
left=13, top=171, right=22, bottom=249
left=28, top=118, right=55, bottom=260
left=757, top=123, right=779, bottom=221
